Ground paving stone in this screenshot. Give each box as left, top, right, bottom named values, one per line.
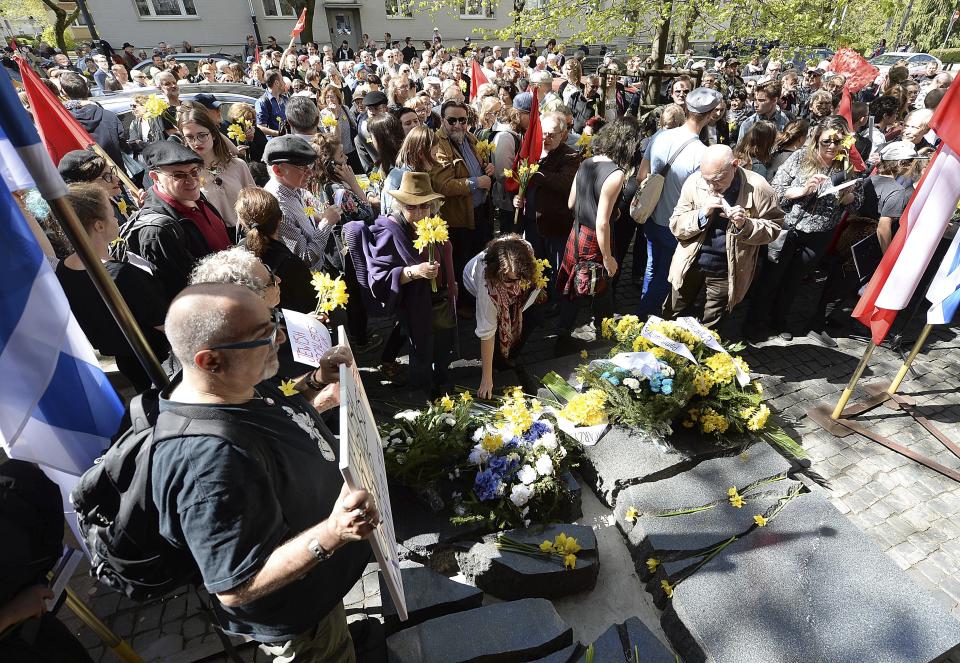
left=456, top=523, right=599, bottom=600
left=576, top=617, right=675, bottom=663
left=660, top=494, right=960, bottom=663
left=385, top=598, right=573, bottom=662
left=530, top=644, right=579, bottom=663
left=379, top=564, right=484, bottom=635
left=138, top=634, right=185, bottom=662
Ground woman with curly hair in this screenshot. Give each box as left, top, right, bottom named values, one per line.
left=463, top=234, right=544, bottom=399
left=555, top=117, right=642, bottom=355
left=746, top=115, right=864, bottom=342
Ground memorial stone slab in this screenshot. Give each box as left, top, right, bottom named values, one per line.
left=577, top=617, right=676, bottom=663
left=385, top=598, right=574, bottom=662
left=456, top=523, right=599, bottom=600
left=379, top=564, right=484, bottom=635
left=391, top=484, right=485, bottom=571
left=661, top=494, right=960, bottom=663
left=530, top=644, right=580, bottom=663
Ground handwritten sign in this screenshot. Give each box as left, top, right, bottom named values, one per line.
left=337, top=327, right=407, bottom=621
left=641, top=316, right=698, bottom=364
left=675, top=316, right=750, bottom=387
left=282, top=309, right=332, bottom=368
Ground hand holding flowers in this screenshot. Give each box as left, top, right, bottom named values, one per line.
left=412, top=215, right=449, bottom=292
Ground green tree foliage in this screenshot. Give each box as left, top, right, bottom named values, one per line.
left=38, top=0, right=80, bottom=54
left=902, top=0, right=960, bottom=52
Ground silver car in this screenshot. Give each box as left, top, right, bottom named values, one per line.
left=96, top=83, right=264, bottom=131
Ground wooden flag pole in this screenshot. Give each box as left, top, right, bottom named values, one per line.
left=65, top=587, right=143, bottom=663
left=831, top=342, right=876, bottom=419
left=887, top=323, right=933, bottom=395
left=88, top=143, right=143, bottom=199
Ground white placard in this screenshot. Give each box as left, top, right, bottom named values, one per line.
left=553, top=411, right=609, bottom=447
left=675, top=316, right=750, bottom=387
left=818, top=179, right=857, bottom=198
left=282, top=308, right=332, bottom=368
left=641, top=316, right=698, bottom=364
left=337, top=327, right=407, bottom=621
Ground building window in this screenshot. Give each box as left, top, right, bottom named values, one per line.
left=461, top=0, right=495, bottom=17
left=263, top=0, right=298, bottom=17
left=385, top=0, right=413, bottom=18
left=134, top=0, right=198, bottom=17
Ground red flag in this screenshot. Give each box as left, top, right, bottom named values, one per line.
left=15, top=56, right=94, bottom=164
left=254, top=45, right=260, bottom=64
left=469, top=59, right=488, bottom=101
left=828, top=47, right=879, bottom=94
left=837, top=86, right=866, bottom=172
left=505, top=92, right=542, bottom=194
left=291, top=8, right=307, bottom=37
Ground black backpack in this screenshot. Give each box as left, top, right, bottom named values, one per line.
left=71, top=389, right=270, bottom=602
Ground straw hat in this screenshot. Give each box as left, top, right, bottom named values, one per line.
left=388, top=172, right=444, bottom=206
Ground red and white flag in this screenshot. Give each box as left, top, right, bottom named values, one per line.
left=291, top=8, right=307, bottom=37
left=852, top=77, right=960, bottom=344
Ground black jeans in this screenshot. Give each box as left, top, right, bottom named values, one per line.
left=557, top=286, right=615, bottom=334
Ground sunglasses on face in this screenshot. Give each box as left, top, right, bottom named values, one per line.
left=208, top=319, right=281, bottom=351
left=445, top=116, right=468, bottom=125
left=819, top=137, right=843, bottom=146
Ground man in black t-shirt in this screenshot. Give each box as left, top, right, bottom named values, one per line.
left=152, top=283, right=378, bottom=661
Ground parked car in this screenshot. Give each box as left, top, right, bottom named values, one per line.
left=97, top=83, right=263, bottom=131
left=869, top=52, right=942, bottom=82
left=131, top=53, right=242, bottom=80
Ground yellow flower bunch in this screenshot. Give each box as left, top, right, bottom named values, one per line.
left=367, top=171, right=383, bottom=187
left=727, top=486, right=745, bottom=508
left=700, top=407, right=729, bottom=434
left=646, top=319, right=699, bottom=348
left=142, top=95, right=170, bottom=120
left=539, top=532, right=582, bottom=556
left=517, top=162, right=539, bottom=179
left=226, top=123, right=246, bottom=142
left=481, top=433, right=503, bottom=453
left=575, top=133, right=593, bottom=157
left=740, top=404, right=771, bottom=431
left=705, top=353, right=737, bottom=385
left=560, top=389, right=608, bottom=427
left=310, top=271, right=349, bottom=314
left=497, top=387, right=535, bottom=435
left=474, top=139, right=494, bottom=162
left=412, top=215, right=449, bottom=251
left=439, top=394, right=455, bottom=411
left=631, top=336, right=654, bottom=352
left=692, top=369, right=714, bottom=396
left=531, top=258, right=550, bottom=290
left=303, top=205, right=315, bottom=218
left=320, top=114, right=338, bottom=128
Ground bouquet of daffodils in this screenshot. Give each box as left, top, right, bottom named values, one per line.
left=527, top=258, right=550, bottom=291
left=310, top=271, right=349, bottom=315
left=320, top=110, right=339, bottom=132
left=412, top=215, right=449, bottom=292
left=503, top=160, right=541, bottom=226
left=142, top=95, right=170, bottom=120
left=575, top=133, right=593, bottom=157
left=474, top=139, right=495, bottom=163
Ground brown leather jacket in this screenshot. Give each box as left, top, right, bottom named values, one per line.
left=430, top=127, right=483, bottom=231
left=528, top=142, right=582, bottom=238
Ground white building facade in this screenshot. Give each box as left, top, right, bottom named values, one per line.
left=81, top=0, right=518, bottom=56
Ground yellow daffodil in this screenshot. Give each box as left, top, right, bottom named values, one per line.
left=531, top=257, right=550, bottom=290
left=580, top=349, right=588, bottom=359
left=439, top=394, right=455, bottom=411
left=661, top=579, right=674, bottom=598
left=625, top=507, right=639, bottom=523
left=646, top=557, right=660, bottom=572
left=753, top=514, right=768, bottom=527
left=480, top=433, right=503, bottom=453
left=321, top=114, right=338, bottom=128
left=226, top=123, right=246, bottom=142
left=497, top=388, right=534, bottom=435
left=368, top=171, right=383, bottom=186
left=563, top=553, right=577, bottom=570
left=560, top=389, right=607, bottom=427
left=727, top=486, right=738, bottom=497
left=310, top=271, right=349, bottom=314
left=459, top=391, right=473, bottom=403
left=278, top=379, right=298, bottom=396
left=729, top=493, right=745, bottom=509
left=142, top=95, right=169, bottom=120
left=117, top=199, right=128, bottom=217
left=109, top=236, right=125, bottom=248
left=539, top=540, right=554, bottom=553
left=303, top=205, right=315, bottom=218
left=474, top=139, right=494, bottom=162
left=503, top=168, right=514, bottom=179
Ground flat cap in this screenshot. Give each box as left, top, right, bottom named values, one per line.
left=262, top=135, right=317, bottom=166
left=142, top=141, right=203, bottom=169
left=513, top=91, right=534, bottom=112
left=362, top=90, right=388, bottom=107
left=192, top=92, right=221, bottom=109
left=423, top=75, right=442, bottom=86
left=58, top=149, right=101, bottom=182
left=877, top=140, right=927, bottom=160
left=685, top=86, right=723, bottom=113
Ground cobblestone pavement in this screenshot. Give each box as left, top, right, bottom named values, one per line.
left=63, top=246, right=960, bottom=661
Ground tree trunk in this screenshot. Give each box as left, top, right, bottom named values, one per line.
left=676, top=5, right=699, bottom=54
left=646, top=1, right=672, bottom=105
left=39, top=0, right=79, bottom=54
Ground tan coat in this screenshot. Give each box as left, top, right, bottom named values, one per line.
left=668, top=167, right=784, bottom=310
left=430, top=127, right=480, bottom=231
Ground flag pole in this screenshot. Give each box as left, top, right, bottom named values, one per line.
left=65, top=587, right=143, bottom=663
left=831, top=342, right=875, bottom=419
left=887, top=323, right=933, bottom=395
left=88, top=143, right=143, bottom=199
left=48, top=196, right=170, bottom=389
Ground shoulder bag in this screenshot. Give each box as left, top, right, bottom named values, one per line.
left=629, top=136, right=701, bottom=224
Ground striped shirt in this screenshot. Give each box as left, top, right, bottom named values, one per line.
left=264, top=178, right=333, bottom=271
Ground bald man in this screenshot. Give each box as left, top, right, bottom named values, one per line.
left=153, top=283, right=376, bottom=660
left=665, top=144, right=784, bottom=329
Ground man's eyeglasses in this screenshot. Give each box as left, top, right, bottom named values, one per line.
left=209, top=320, right=281, bottom=351
left=160, top=167, right=202, bottom=182
left=445, top=116, right=469, bottom=125
left=264, top=265, right=279, bottom=288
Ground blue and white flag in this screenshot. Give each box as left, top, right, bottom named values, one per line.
left=0, top=68, right=123, bottom=513
left=926, top=229, right=960, bottom=325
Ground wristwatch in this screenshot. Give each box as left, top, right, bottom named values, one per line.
left=305, top=369, right=325, bottom=391
left=307, top=538, right=332, bottom=562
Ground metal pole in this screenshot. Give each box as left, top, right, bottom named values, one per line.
left=896, top=0, right=915, bottom=48
left=944, top=9, right=959, bottom=49
left=48, top=196, right=169, bottom=389
left=887, top=323, right=932, bottom=395
left=831, top=342, right=876, bottom=419
left=247, top=0, right=263, bottom=48
left=75, top=0, right=99, bottom=42
left=64, top=587, right=143, bottom=663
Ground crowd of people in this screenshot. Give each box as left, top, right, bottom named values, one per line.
left=6, top=29, right=954, bottom=662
